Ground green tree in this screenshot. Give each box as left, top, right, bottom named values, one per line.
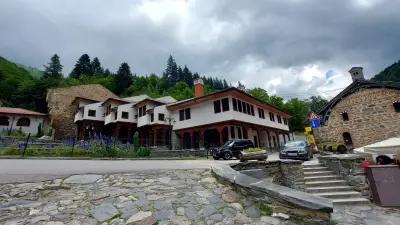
left=182, top=65, right=193, bottom=86
left=70, top=54, right=93, bottom=78
left=284, top=98, right=310, bottom=131
left=91, top=57, right=104, bottom=75
left=306, top=96, right=328, bottom=113
left=248, top=88, right=270, bottom=103
left=43, top=54, right=63, bottom=79
left=166, top=81, right=193, bottom=100
left=114, top=62, right=133, bottom=95
left=268, top=95, right=285, bottom=110
left=163, top=55, right=178, bottom=86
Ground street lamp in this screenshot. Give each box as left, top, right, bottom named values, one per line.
left=164, top=116, right=176, bottom=150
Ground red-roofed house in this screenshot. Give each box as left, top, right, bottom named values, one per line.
left=0, top=107, right=48, bottom=135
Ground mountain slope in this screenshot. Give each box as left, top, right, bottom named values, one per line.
left=371, top=60, right=400, bottom=82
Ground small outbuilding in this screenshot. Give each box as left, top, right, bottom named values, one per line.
left=0, top=107, right=48, bottom=135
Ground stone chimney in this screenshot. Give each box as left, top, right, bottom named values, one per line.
left=194, top=78, right=204, bottom=97
left=349, top=67, right=365, bottom=82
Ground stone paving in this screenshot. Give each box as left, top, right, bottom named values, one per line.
left=0, top=169, right=287, bottom=225
left=1, top=169, right=399, bottom=225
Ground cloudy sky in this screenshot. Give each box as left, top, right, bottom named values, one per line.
left=1, top=0, right=399, bottom=99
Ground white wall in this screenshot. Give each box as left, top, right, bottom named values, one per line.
left=171, top=96, right=289, bottom=131
left=83, top=102, right=104, bottom=121
left=116, top=103, right=137, bottom=123
left=0, top=115, right=46, bottom=135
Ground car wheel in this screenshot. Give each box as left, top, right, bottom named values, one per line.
left=223, top=152, right=232, bottom=160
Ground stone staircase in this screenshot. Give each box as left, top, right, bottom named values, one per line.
left=302, top=162, right=369, bottom=205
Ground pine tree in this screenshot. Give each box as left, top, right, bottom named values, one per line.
left=114, top=62, right=133, bottom=95
left=177, top=66, right=183, bottom=82
left=164, top=55, right=178, bottom=86
left=91, top=57, right=104, bottom=75
left=43, top=54, right=63, bottom=79
left=70, top=54, right=93, bottom=78
left=182, top=65, right=193, bottom=86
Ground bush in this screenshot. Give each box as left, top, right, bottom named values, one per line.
left=135, top=147, right=151, bottom=157
left=2, top=146, right=21, bottom=155
left=258, top=203, right=272, bottom=216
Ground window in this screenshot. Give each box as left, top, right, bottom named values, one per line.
left=258, top=108, right=265, bottom=119
left=138, top=106, right=147, bottom=117
left=16, top=117, right=30, bottom=127
left=158, top=113, right=165, bottom=121
left=250, top=105, right=254, bottom=116
left=214, top=100, right=221, bottom=113
left=232, top=98, right=238, bottom=111
left=269, top=112, right=275, bottom=122
left=179, top=109, right=185, bottom=121
left=139, top=107, right=142, bottom=117
left=88, top=109, right=96, bottom=117
left=114, top=111, right=117, bottom=120
left=342, top=112, right=349, bottom=121
left=185, top=108, right=191, bottom=120
left=121, top=111, right=129, bottom=119
left=106, top=105, right=111, bottom=115
left=393, top=101, right=400, bottom=112
left=246, top=103, right=251, bottom=115
left=230, top=126, right=235, bottom=138
left=238, top=100, right=243, bottom=112
left=222, top=98, right=230, bottom=111
left=179, top=108, right=191, bottom=121
left=242, top=101, right=247, bottom=114
left=283, top=118, right=288, bottom=125
left=0, top=116, right=9, bottom=126
left=277, top=115, right=282, bottom=123
left=150, top=113, right=154, bottom=122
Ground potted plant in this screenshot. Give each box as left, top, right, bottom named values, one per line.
left=239, top=147, right=268, bottom=162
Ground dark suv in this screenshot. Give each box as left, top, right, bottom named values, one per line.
left=212, top=139, right=254, bottom=160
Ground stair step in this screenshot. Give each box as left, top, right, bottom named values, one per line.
left=303, top=167, right=329, bottom=172
left=306, top=186, right=353, bottom=193
left=304, top=175, right=341, bottom=181
left=305, top=180, right=347, bottom=187
left=314, top=191, right=362, bottom=199
left=331, top=198, right=370, bottom=205
left=304, top=171, right=334, bottom=176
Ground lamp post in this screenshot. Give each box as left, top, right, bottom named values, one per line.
left=165, top=116, right=176, bottom=150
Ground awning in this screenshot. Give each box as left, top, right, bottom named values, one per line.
left=354, top=137, right=400, bottom=159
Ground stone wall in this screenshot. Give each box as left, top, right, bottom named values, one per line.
left=231, top=160, right=304, bottom=191
left=314, top=88, right=400, bottom=148
left=46, top=84, right=118, bottom=140
left=212, top=164, right=333, bottom=223
left=318, top=154, right=368, bottom=195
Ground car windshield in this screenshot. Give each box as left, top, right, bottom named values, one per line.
left=284, top=141, right=306, bottom=147
left=222, top=140, right=234, bottom=147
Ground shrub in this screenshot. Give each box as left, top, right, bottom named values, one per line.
left=135, top=147, right=151, bottom=157
left=2, top=146, right=21, bottom=155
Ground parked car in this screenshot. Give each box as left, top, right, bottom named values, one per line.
left=279, top=140, right=313, bottom=160
left=212, top=139, right=254, bottom=160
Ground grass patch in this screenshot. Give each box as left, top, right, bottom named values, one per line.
left=258, top=203, right=272, bottom=216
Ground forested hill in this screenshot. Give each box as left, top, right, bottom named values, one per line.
left=371, top=60, right=400, bottom=82
left=0, top=55, right=230, bottom=114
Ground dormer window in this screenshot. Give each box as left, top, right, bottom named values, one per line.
left=393, top=101, right=400, bottom=112
left=341, top=112, right=349, bottom=121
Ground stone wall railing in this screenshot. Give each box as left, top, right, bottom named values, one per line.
left=231, top=160, right=304, bottom=190
left=318, top=154, right=367, bottom=194
left=212, top=164, right=333, bottom=223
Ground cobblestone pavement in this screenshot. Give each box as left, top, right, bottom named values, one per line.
left=0, top=169, right=289, bottom=225
left=332, top=204, right=400, bottom=225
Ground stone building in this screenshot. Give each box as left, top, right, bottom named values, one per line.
left=314, top=67, right=400, bottom=148
left=46, top=84, right=118, bottom=139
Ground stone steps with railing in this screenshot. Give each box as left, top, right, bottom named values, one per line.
left=302, top=162, right=369, bottom=205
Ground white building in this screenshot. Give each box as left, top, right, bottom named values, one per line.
left=0, top=107, right=48, bottom=135
left=73, top=79, right=291, bottom=149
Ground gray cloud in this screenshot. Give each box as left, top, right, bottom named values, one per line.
left=1, top=0, right=399, bottom=99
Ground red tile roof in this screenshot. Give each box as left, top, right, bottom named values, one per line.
left=0, top=107, right=47, bottom=116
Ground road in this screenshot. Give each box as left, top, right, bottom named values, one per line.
left=0, top=152, right=280, bottom=183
